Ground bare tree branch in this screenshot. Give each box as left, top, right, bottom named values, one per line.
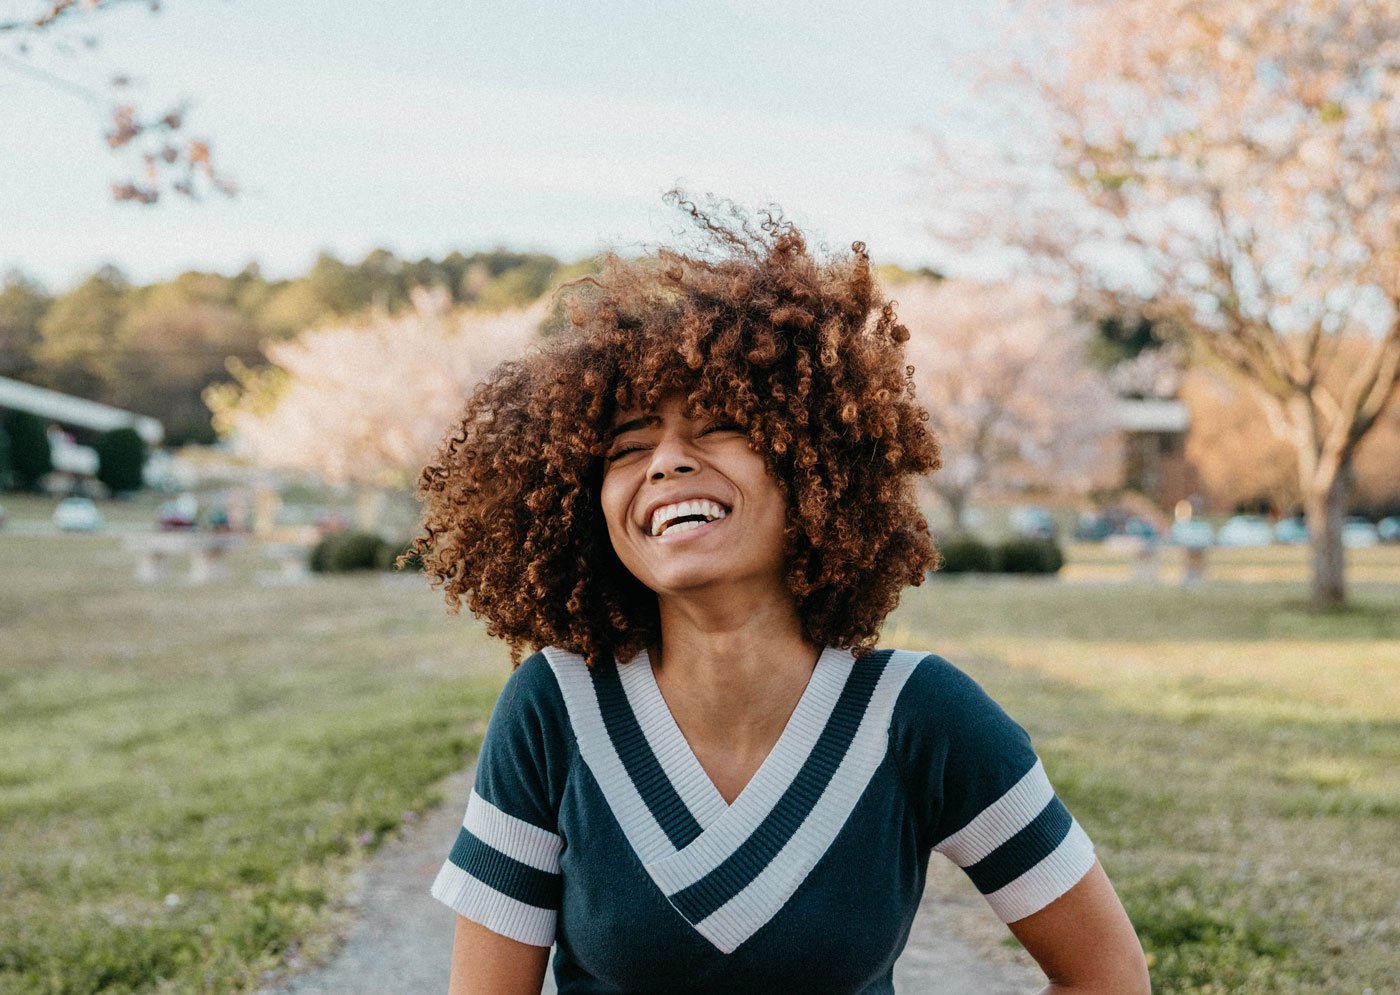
left=2, top=0, right=236, bottom=203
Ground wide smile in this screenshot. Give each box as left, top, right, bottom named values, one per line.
left=644, top=498, right=733, bottom=545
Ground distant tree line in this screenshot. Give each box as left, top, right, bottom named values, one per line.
left=0, top=249, right=584, bottom=445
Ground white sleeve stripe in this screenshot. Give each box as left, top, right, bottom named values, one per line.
left=463, top=789, right=563, bottom=873
left=934, top=758, right=1054, bottom=867
left=430, top=860, right=557, bottom=947
left=984, top=817, right=1097, bottom=923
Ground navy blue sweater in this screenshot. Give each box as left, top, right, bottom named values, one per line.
left=431, top=646, right=1095, bottom=994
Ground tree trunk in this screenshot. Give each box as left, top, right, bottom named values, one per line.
left=1303, top=464, right=1349, bottom=608
left=355, top=486, right=386, bottom=534
left=944, top=488, right=970, bottom=534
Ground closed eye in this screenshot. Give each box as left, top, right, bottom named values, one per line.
left=605, top=444, right=646, bottom=463
left=605, top=423, right=744, bottom=462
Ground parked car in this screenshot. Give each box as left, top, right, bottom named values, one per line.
left=1273, top=517, right=1309, bottom=545
left=1341, top=516, right=1380, bottom=548
left=1010, top=505, right=1057, bottom=540
left=315, top=510, right=349, bottom=535
left=1379, top=516, right=1400, bottom=543
left=1169, top=518, right=1215, bottom=548
left=1121, top=516, right=1160, bottom=540
left=156, top=493, right=199, bottom=530
left=1216, top=514, right=1275, bottom=547
left=1073, top=512, right=1113, bottom=542
left=206, top=505, right=232, bottom=531
left=53, top=496, right=102, bottom=532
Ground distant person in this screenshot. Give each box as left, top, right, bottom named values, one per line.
left=408, top=194, right=1150, bottom=994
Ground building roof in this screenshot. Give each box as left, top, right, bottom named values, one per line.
left=0, top=376, right=164, bottom=445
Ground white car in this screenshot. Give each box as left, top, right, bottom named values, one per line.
left=1216, top=514, right=1274, bottom=547
left=1169, top=519, right=1214, bottom=548
left=53, top=496, right=103, bottom=532
left=1341, top=517, right=1379, bottom=548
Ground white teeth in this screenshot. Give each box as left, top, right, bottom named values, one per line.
left=649, top=498, right=730, bottom=536
left=664, top=520, right=705, bottom=535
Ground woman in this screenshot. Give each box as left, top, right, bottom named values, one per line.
left=411, top=197, right=1150, bottom=994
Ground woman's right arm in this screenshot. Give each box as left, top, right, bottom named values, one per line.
left=448, top=915, right=550, bottom=995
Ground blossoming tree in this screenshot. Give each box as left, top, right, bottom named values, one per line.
left=929, top=0, right=1400, bottom=605
left=897, top=278, right=1118, bottom=531
left=207, top=287, right=544, bottom=525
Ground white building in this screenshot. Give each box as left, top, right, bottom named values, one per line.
left=1, top=375, right=165, bottom=492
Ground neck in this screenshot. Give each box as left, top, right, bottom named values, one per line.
left=650, top=591, right=822, bottom=755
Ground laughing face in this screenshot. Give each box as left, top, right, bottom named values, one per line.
left=600, top=393, right=791, bottom=599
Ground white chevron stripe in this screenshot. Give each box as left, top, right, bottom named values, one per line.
left=617, top=649, right=729, bottom=830
left=543, top=646, right=679, bottom=863
left=645, top=647, right=853, bottom=894
left=933, top=759, right=1055, bottom=867
left=689, top=649, right=925, bottom=953
left=983, top=817, right=1096, bottom=923
left=463, top=788, right=563, bottom=873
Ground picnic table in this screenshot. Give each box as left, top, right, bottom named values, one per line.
left=123, top=532, right=242, bottom=584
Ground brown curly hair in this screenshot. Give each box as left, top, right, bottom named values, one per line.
left=409, top=193, right=942, bottom=668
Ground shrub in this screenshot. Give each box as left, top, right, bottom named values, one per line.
left=309, top=531, right=385, bottom=573
left=0, top=424, right=12, bottom=490
left=935, top=534, right=995, bottom=574
left=2, top=410, right=51, bottom=491
left=994, top=537, right=1065, bottom=575
left=95, top=426, right=146, bottom=494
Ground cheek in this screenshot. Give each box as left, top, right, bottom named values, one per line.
left=598, top=478, right=633, bottom=546
left=749, top=475, right=792, bottom=544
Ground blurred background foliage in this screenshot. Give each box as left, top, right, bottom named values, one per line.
left=0, top=248, right=598, bottom=447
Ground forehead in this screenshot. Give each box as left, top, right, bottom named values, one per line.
left=607, top=390, right=711, bottom=429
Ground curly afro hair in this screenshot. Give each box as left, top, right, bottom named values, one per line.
left=409, top=193, right=942, bottom=668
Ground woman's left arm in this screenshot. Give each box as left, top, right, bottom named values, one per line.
left=1007, top=859, right=1152, bottom=994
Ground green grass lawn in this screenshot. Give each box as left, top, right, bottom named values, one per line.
left=887, top=572, right=1400, bottom=995
left=0, top=533, right=508, bottom=995
left=2, top=531, right=1397, bottom=993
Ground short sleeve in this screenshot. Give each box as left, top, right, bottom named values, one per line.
left=891, top=653, right=1096, bottom=924
left=430, top=651, right=570, bottom=946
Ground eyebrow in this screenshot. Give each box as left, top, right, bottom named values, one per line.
left=608, top=415, right=659, bottom=439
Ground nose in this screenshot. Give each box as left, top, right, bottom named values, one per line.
left=646, top=431, right=699, bottom=481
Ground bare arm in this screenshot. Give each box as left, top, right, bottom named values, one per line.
left=1007, top=860, right=1151, bottom=995
left=447, top=915, right=550, bottom=995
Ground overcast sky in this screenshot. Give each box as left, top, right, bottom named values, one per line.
left=0, top=0, right=1006, bottom=291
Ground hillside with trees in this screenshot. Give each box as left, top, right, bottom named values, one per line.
left=0, top=248, right=581, bottom=444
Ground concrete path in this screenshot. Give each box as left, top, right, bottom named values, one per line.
left=260, top=767, right=1044, bottom=995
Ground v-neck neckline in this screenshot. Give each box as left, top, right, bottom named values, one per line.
left=543, top=644, right=927, bottom=953
left=627, top=645, right=845, bottom=819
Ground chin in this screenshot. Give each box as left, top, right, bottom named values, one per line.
left=645, top=569, right=729, bottom=595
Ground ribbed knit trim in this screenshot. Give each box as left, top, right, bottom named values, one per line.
left=640, top=645, right=854, bottom=894
left=933, top=759, right=1054, bottom=866
left=591, top=659, right=707, bottom=849
left=985, top=817, right=1096, bottom=923
left=546, top=645, right=679, bottom=864
left=463, top=789, right=563, bottom=872
left=430, top=861, right=557, bottom=947
left=688, top=650, right=923, bottom=953
left=965, top=796, right=1072, bottom=894
left=545, top=646, right=923, bottom=954
left=661, top=654, right=882, bottom=922
left=619, top=649, right=729, bottom=831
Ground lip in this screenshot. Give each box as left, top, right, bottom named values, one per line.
left=638, top=493, right=733, bottom=535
